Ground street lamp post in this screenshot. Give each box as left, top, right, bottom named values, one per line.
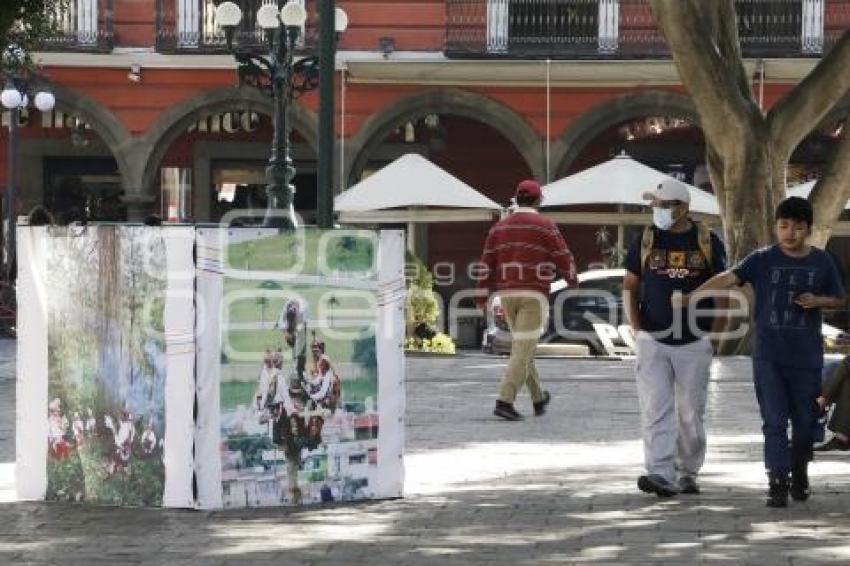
left=216, top=1, right=348, bottom=230
left=1, top=50, right=55, bottom=281
left=317, top=0, right=346, bottom=229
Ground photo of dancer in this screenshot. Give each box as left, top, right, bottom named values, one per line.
left=217, top=229, right=382, bottom=507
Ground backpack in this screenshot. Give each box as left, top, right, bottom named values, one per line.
left=639, top=221, right=714, bottom=274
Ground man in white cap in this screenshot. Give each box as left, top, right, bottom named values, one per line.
left=623, top=178, right=727, bottom=497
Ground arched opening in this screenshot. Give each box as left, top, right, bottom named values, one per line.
left=139, top=87, right=318, bottom=223
left=352, top=113, right=533, bottom=294
left=153, top=111, right=317, bottom=223
left=2, top=102, right=128, bottom=223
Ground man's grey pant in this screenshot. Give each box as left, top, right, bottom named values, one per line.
left=634, top=332, right=713, bottom=484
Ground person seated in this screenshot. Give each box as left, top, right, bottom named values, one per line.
left=815, top=355, right=850, bottom=451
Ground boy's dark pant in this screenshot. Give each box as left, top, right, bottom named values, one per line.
left=753, top=360, right=821, bottom=473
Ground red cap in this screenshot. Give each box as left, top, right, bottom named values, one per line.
left=516, top=180, right=542, bottom=200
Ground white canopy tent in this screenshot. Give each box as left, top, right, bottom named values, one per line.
left=335, top=153, right=502, bottom=224
left=540, top=153, right=721, bottom=252
left=541, top=153, right=720, bottom=215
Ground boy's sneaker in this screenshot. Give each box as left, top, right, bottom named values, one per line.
left=678, top=476, right=700, bottom=494
left=766, top=473, right=789, bottom=508
left=814, top=436, right=850, bottom=451
left=790, top=461, right=810, bottom=502
left=637, top=474, right=677, bottom=498
left=493, top=401, right=524, bottom=421
left=533, top=391, right=551, bottom=416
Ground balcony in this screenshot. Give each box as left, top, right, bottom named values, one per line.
left=39, top=0, right=114, bottom=52
left=156, top=0, right=316, bottom=54
left=446, top=0, right=849, bottom=59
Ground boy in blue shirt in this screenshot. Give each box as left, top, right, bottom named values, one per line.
left=674, top=197, right=845, bottom=507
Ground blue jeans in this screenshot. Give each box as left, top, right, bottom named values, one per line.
left=752, top=360, right=822, bottom=473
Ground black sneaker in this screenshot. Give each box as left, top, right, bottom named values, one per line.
left=637, top=474, right=677, bottom=498
left=814, top=436, right=850, bottom=452
left=533, top=391, right=551, bottom=416
left=494, top=401, right=524, bottom=421
left=790, top=461, right=810, bottom=502
left=766, top=473, right=789, bottom=508
left=678, top=476, right=700, bottom=494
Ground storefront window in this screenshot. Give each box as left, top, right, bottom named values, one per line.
left=161, top=167, right=192, bottom=222
left=210, top=160, right=317, bottom=224
left=44, top=157, right=124, bottom=223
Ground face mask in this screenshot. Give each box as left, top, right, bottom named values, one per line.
left=653, top=207, right=675, bottom=230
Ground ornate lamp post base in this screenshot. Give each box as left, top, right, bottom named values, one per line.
left=263, top=182, right=298, bottom=230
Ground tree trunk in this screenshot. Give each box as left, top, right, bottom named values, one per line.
left=706, top=121, right=788, bottom=263
left=96, top=227, right=122, bottom=405
left=809, top=127, right=850, bottom=248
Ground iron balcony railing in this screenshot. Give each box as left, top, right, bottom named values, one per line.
left=447, top=0, right=847, bottom=59
left=156, top=0, right=316, bottom=53
left=39, top=0, right=114, bottom=52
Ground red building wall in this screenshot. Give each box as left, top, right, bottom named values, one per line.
left=115, top=0, right=156, bottom=47
left=338, top=0, right=446, bottom=51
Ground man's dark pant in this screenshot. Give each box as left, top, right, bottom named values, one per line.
left=822, top=358, right=850, bottom=436
left=753, top=360, right=821, bottom=473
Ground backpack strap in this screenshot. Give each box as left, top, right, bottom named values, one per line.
left=695, top=221, right=713, bottom=271
left=639, top=225, right=655, bottom=274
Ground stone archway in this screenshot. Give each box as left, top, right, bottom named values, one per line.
left=551, top=91, right=700, bottom=178
left=344, top=88, right=544, bottom=187
left=13, top=84, right=134, bottom=219
left=133, top=86, right=319, bottom=214
left=40, top=84, right=134, bottom=184
left=48, top=84, right=131, bottom=153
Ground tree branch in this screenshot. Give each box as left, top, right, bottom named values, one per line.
left=650, top=0, right=753, bottom=146
left=768, top=31, right=850, bottom=156
left=809, top=128, right=850, bottom=248
left=714, top=0, right=753, bottom=105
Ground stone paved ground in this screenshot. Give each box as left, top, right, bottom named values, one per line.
left=2, top=339, right=850, bottom=565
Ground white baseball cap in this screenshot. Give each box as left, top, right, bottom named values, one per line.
left=642, top=178, right=691, bottom=204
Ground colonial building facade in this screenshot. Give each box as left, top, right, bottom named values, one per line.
left=1, top=0, right=849, bottom=285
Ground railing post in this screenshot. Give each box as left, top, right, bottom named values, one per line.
left=802, top=0, right=824, bottom=54
left=105, top=0, right=114, bottom=48
left=177, top=0, right=200, bottom=46
left=487, top=0, right=509, bottom=53
left=598, top=0, right=619, bottom=53
left=77, top=0, right=98, bottom=44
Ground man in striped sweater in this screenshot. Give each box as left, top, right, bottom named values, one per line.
left=477, top=180, right=578, bottom=421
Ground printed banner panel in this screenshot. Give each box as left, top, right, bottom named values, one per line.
left=195, top=228, right=405, bottom=509
left=17, top=226, right=195, bottom=507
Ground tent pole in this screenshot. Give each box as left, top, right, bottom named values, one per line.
left=617, top=204, right=625, bottom=266
left=407, top=222, right=416, bottom=254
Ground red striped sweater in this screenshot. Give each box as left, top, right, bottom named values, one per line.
left=478, top=208, right=577, bottom=295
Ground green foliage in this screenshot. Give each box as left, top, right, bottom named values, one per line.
left=404, top=252, right=440, bottom=329
left=405, top=332, right=456, bottom=355
left=0, top=1, right=66, bottom=74
left=325, top=235, right=374, bottom=271
left=46, top=440, right=164, bottom=506
left=226, top=434, right=275, bottom=469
